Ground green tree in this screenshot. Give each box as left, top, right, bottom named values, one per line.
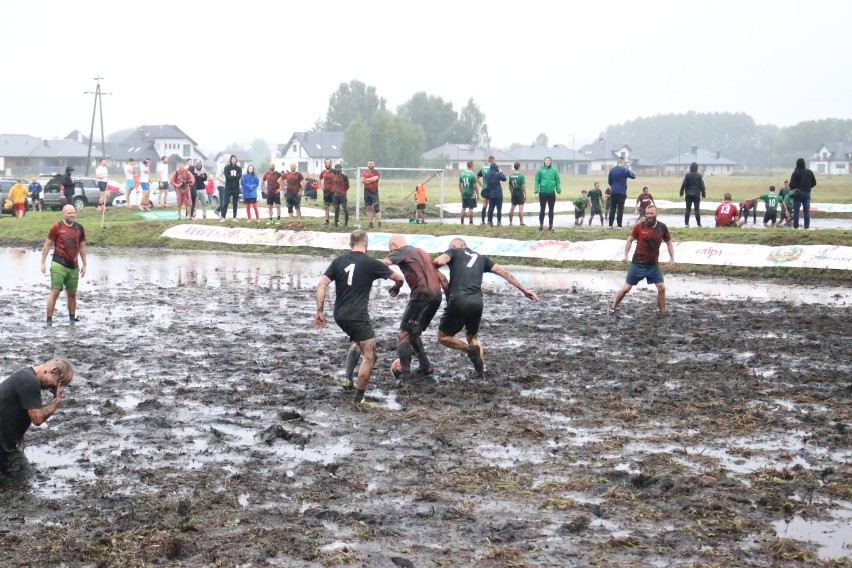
left=535, top=133, right=548, bottom=146
left=397, top=92, right=457, bottom=150
left=248, top=138, right=271, bottom=167
left=325, top=80, right=386, bottom=131
left=456, top=98, right=488, bottom=147
left=341, top=117, right=371, bottom=168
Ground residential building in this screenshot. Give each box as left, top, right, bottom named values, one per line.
left=421, top=143, right=515, bottom=171
left=506, top=144, right=591, bottom=175
left=275, top=131, right=343, bottom=174
left=658, top=146, right=737, bottom=176
left=576, top=139, right=652, bottom=174
left=809, top=142, right=852, bottom=175
left=0, top=134, right=92, bottom=175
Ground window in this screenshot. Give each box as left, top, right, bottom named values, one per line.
left=836, top=163, right=846, bottom=169
left=183, top=144, right=190, bottom=156
left=817, top=164, right=826, bottom=173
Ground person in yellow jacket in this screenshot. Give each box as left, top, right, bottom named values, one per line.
left=6, top=179, right=30, bottom=218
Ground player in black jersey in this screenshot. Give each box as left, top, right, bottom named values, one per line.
left=433, top=238, right=539, bottom=377
left=315, top=230, right=404, bottom=402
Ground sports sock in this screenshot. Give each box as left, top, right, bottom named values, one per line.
left=345, top=346, right=360, bottom=380
left=397, top=340, right=414, bottom=372
left=481, top=207, right=486, bottom=222
left=354, top=389, right=365, bottom=403
left=410, top=334, right=430, bottom=369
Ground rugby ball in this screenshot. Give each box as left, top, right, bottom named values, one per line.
left=390, top=359, right=403, bottom=379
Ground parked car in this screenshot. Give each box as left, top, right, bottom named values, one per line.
left=0, top=179, right=32, bottom=216
left=42, top=175, right=121, bottom=210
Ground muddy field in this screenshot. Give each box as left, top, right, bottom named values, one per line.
left=1, top=248, right=851, bottom=567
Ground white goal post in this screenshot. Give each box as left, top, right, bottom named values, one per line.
left=353, top=166, right=446, bottom=222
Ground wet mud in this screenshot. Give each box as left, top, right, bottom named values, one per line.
left=1, top=248, right=850, bottom=567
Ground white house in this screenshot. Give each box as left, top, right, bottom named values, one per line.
left=275, top=131, right=343, bottom=174
left=421, top=143, right=515, bottom=172
left=506, top=144, right=590, bottom=175
left=576, top=139, right=653, bottom=174
left=809, top=142, right=852, bottom=175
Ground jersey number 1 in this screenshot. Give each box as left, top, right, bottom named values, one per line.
left=344, top=263, right=355, bottom=285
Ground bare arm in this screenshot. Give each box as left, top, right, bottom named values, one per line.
left=27, top=384, right=62, bottom=426
left=314, top=275, right=331, bottom=328
left=490, top=264, right=539, bottom=301
left=622, top=235, right=635, bottom=262
left=78, top=241, right=87, bottom=277
left=40, top=238, right=53, bottom=274
left=666, top=240, right=675, bottom=267
left=433, top=253, right=451, bottom=268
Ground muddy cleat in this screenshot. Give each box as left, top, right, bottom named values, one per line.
left=342, top=377, right=354, bottom=391
left=415, top=365, right=434, bottom=376
left=466, top=344, right=484, bottom=375
left=394, top=371, right=413, bottom=389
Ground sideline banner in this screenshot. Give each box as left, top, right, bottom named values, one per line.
left=162, top=225, right=852, bottom=271
left=439, top=200, right=852, bottom=214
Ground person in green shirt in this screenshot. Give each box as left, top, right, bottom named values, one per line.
left=508, top=162, right=526, bottom=226
left=573, top=191, right=589, bottom=226
left=458, top=161, right=480, bottom=225
left=587, top=181, right=604, bottom=226
left=750, top=185, right=781, bottom=228
left=534, top=156, right=561, bottom=231
left=476, top=156, right=494, bottom=225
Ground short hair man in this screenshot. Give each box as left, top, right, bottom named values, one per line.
left=123, top=159, right=136, bottom=208
left=587, top=181, right=604, bottom=226
left=156, top=156, right=170, bottom=208
left=611, top=205, right=675, bottom=315
left=332, top=164, right=350, bottom=227
left=319, top=159, right=335, bottom=225
left=433, top=238, right=539, bottom=377
left=315, top=230, right=404, bottom=402
left=508, top=162, right=526, bottom=226
left=607, top=155, right=636, bottom=229
left=382, top=234, right=448, bottom=383
left=573, top=190, right=589, bottom=226
left=754, top=186, right=781, bottom=228
left=6, top=179, right=29, bottom=219
left=40, top=205, right=87, bottom=326
left=458, top=161, right=480, bottom=225
left=283, top=162, right=304, bottom=229
left=635, top=186, right=655, bottom=219
left=262, top=163, right=282, bottom=225
left=95, top=159, right=109, bottom=211
left=476, top=156, right=495, bottom=225
left=361, top=160, right=382, bottom=229
left=0, top=358, right=74, bottom=475
left=715, top=193, right=744, bottom=228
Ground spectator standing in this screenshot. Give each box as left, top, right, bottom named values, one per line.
left=7, top=179, right=29, bottom=219
left=679, top=161, right=705, bottom=227
left=534, top=156, right=561, bottom=231
left=507, top=162, right=526, bottom=226
left=789, top=158, right=817, bottom=229
left=361, top=159, right=382, bottom=228
left=221, top=155, right=242, bottom=220
left=607, top=156, right=635, bottom=228
left=241, top=164, right=260, bottom=222
left=95, top=159, right=109, bottom=211
left=28, top=177, right=43, bottom=212
left=156, top=156, right=170, bottom=208
left=262, top=163, right=282, bottom=225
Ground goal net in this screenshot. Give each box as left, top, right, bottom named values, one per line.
left=353, top=166, right=446, bottom=222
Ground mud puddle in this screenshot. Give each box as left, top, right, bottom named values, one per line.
left=0, top=246, right=849, bottom=566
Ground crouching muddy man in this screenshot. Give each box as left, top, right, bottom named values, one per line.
left=0, top=358, right=74, bottom=476
left=382, top=234, right=447, bottom=384
left=433, top=238, right=538, bottom=377
left=611, top=205, right=675, bottom=315
left=315, top=230, right=404, bottom=402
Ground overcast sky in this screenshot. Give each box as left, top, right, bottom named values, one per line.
left=4, top=0, right=850, bottom=155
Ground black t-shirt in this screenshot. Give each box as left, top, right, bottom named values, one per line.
left=444, top=247, right=495, bottom=304
left=386, top=245, right=442, bottom=300
left=324, top=251, right=392, bottom=321
left=0, top=367, right=42, bottom=452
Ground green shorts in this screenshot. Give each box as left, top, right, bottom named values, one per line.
left=50, top=262, right=80, bottom=292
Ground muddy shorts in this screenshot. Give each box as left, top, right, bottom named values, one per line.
left=266, top=192, right=281, bottom=205
left=462, top=197, right=477, bottom=209
left=364, top=192, right=379, bottom=207
left=510, top=191, right=525, bottom=206
left=764, top=212, right=777, bottom=224
left=400, top=296, right=442, bottom=334
left=286, top=195, right=301, bottom=213
left=50, top=261, right=80, bottom=291
left=335, top=318, right=375, bottom=343
left=323, top=190, right=334, bottom=205
left=175, top=187, right=192, bottom=206
left=590, top=205, right=602, bottom=215
left=438, top=299, right=484, bottom=337
left=625, top=262, right=664, bottom=286
left=574, top=210, right=585, bottom=219
left=0, top=450, right=29, bottom=475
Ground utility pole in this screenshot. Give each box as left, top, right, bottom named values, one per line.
left=84, top=76, right=111, bottom=176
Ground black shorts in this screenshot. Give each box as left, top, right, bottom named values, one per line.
left=97, top=181, right=107, bottom=192
left=364, top=192, right=379, bottom=207
left=438, top=299, right=483, bottom=337
left=764, top=211, right=777, bottom=224
left=400, top=296, right=442, bottom=334
left=286, top=195, right=301, bottom=211
left=590, top=205, right=602, bottom=215
left=416, top=203, right=426, bottom=210
left=574, top=209, right=585, bottom=219
left=267, top=193, right=281, bottom=205
left=462, top=197, right=477, bottom=209
left=335, top=318, right=375, bottom=343
left=160, top=181, right=169, bottom=190
left=510, top=191, right=525, bottom=206
left=323, top=190, right=334, bottom=205
left=333, top=194, right=347, bottom=206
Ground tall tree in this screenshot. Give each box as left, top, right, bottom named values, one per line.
left=397, top=92, right=457, bottom=150
left=456, top=98, right=488, bottom=147
left=341, top=117, right=371, bottom=168
left=248, top=138, right=271, bottom=166
left=535, top=133, right=548, bottom=146
left=325, top=80, right=386, bottom=131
